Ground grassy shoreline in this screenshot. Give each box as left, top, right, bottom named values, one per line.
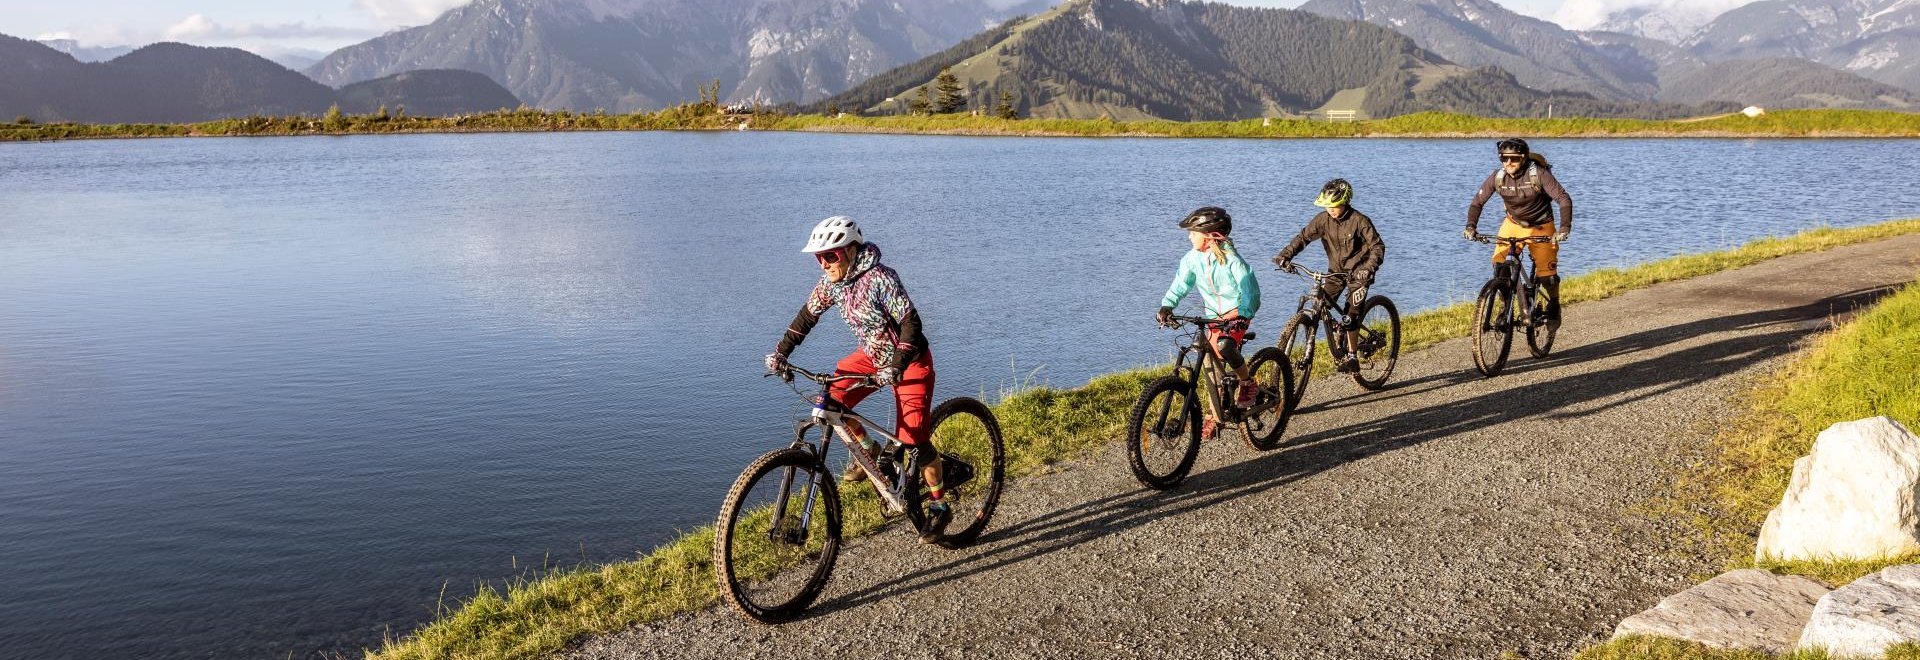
left=7, top=109, right=1920, bottom=143
left=1576, top=277, right=1920, bottom=660
left=371, top=218, right=1920, bottom=660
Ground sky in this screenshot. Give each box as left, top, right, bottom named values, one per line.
left=0, top=0, right=1700, bottom=58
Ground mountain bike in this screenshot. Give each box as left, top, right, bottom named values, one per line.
left=1469, top=234, right=1558, bottom=377
left=1125, top=315, right=1293, bottom=489
left=713, top=364, right=1005, bottom=623
left=1272, top=263, right=1402, bottom=408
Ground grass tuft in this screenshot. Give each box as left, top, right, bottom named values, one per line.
left=372, top=218, right=1920, bottom=660
left=768, top=110, right=1920, bottom=139
left=1667, top=275, right=1920, bottom=578
left=1577, top=636, right=1920, bottom=659
left=1573, top=260, right=1920, bottom=660
left=8, top=109, right=1920, bottom=143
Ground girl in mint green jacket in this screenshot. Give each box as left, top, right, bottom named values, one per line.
left=1156, top=206, right=1261, bottom=409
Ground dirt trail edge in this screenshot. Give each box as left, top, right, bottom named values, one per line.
left=569, top=235, right=1920, bottom=660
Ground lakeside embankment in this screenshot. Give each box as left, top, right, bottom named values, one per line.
left=7, top=109, right=1920, bottom=143
left=371, top=218, right=1920, bottom=660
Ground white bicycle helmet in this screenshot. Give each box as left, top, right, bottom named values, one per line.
left=801, top=215, right=864, bottom=253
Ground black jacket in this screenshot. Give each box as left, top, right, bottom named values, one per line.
left=1275, top=208, right=1386, bottom=281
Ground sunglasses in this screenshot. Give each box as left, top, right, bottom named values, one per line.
left=1500, top=155, right=1526, bottom=163
left=815, top=250, right=845, bottom=266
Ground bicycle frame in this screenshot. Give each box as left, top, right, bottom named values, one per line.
left=765, top=371, right=919, bottom=548
left=1155, top=317, right=1282, bottom=428
left=1487, top=236, right=1550, bottom=327
left=1284, top=268, right=1355, bottom=354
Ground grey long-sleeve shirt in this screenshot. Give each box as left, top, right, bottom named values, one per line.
left=1466, top=162, right=1573, bottom=234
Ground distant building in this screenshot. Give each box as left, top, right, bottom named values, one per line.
left=1743, top=106, right=1767, bottom=118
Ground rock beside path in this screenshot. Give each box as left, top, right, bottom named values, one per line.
left=1758, top=417, right=1920, bottom=562
left=1612, top=569, right=1830, bottom=653
left=1800, top=565, right=1920, bottom=657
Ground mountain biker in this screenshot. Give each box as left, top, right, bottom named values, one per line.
left=764, top=216, right=949, bottom=541
left=1157, top=206, right=1261, bottom=430
left=1273, top=179, right=1386, bottom=374
left=1464, top=137, right=1573, bottom=326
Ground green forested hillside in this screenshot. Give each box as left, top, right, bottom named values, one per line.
left=829, top=0, right=1723, bottom=121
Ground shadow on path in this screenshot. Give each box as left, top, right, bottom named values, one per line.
left=805, top=285, right=1894, bottom=618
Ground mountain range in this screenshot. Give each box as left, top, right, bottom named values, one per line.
left=304, top=0, right=1048, bottom=113
left=1297, top=0, right=1915, bottom=109
left=0, top=35, right=521, bottom=124
left=816, top=0, right=1727, bottom=120
left=1683, top=0, right=1920, bottom=91
left=7, top=0, right=1918, bottom=123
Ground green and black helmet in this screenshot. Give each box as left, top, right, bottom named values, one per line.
left=1314, top=178, right=1353, bottom=208
left=1179, top=206, right=1232, bottom=235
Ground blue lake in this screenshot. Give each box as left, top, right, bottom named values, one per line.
left=1, top=132, right=1916, bottom=658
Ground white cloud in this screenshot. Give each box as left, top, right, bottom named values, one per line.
left=35, top=31, right=75, bottom=40
left=1552, top=0, right=1750, bottom=33
left=352, top=0, right=468, bottom=26
left=162, top=14, right=375, bottom=42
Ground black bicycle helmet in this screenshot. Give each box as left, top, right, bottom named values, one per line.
left=1496, top=137, right=1530, bottom=156
left=1179, top=206, right=1232, bottom=235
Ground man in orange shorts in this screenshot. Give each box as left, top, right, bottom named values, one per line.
left=1464, top=137, right=1574, bottom=324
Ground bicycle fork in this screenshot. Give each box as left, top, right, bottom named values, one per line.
left=768, top=464, right=820, bottom=547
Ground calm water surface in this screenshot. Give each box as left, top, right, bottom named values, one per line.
left=1, top=132, right=1916, bottom=658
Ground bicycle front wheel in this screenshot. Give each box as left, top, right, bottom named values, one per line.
left=1126, top=375, right=1202, bottom=489
left=714, top=447, right=842, bottom=623
left=1351, top=296, right=1400, bottom=391
left=1276, top=313, right=1316, bottom=409
left=919, top=397, right=1006, bottom=548
left=1242, top=347, right=1295, bottom=451
left=1472, top=281, right=1514, bottom=377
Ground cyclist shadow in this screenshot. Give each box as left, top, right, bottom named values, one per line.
left=811, top=285, right=1893, bottom=616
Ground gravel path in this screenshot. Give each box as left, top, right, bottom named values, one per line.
left=569, top=235, right=1920, bottom=659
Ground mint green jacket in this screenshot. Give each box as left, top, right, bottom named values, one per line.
left=1161, top=244, right=1260, bottom=319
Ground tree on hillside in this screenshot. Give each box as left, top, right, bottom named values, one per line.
left=909, top=86, right=933, bottom=116
left=934, top=69, right=965, bottom=114
left=323, top=104, right=345, bottom=130
left=996, top=90, right=1018, bottom=119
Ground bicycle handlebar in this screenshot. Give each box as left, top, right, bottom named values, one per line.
left=1168, top=315, right=1236, bottom=327
left=1472, top=234, right=1555, bottom=246
left=1278, top=262, right=1350, bottom=283
left=766, top=364, right=875, bottom=386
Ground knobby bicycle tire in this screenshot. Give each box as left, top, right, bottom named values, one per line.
left=918, top=397, right=1006, bottom=549
left=714, top=447, right=842, bottom=623
left=1351, top=296, right=1400, bottom=391
left=1126, top=375, right=1201, bottom=489
left=1276, top=313, right=1316, bottom=410
left=1242, top=347, right=1295, bottom=451
left=1472, top=281, right=1514, bottom=377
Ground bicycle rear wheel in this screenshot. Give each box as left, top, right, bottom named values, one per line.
left=1126, top=375, right=1201, bottom=489
left=1350, top=296, right=1400, bottom=391
left=1526, top=284, right=1557, bottom=359
left=1472, top=281, right=1514, bottom=377
left=1242, top=347, right=1295, bottom=451
left=714, top=447, right=841, bottom=623
left=918, top=397, right=1006, bottom=549
left=1276, top=313, right=1316, bottom=409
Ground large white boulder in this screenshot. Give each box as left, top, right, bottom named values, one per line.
left=1799, top=565, right=1920, bottom=657
left=1756, top=417, right=1920, bottom=562
left=1613, top=569, right=1831, bottom=653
